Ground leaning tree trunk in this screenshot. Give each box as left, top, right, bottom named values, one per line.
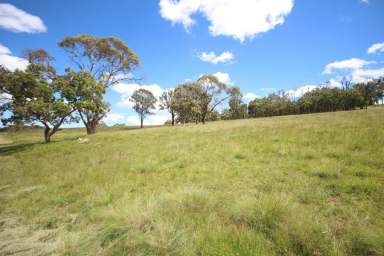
left=44, top=127, right=52, bottom=143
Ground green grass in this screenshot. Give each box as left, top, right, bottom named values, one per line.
left=1, top=107, right=384, bottom=255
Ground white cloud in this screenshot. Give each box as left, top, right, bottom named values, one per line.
left=367, top=42, right=384, bottom=54
left=198, top=51, right=234, bottom=64
left=0, top=3, right=47, bottom=33
left=113, top=83, right=164, bottom=98
left=0, top=92, right=12, bottom=105
left=159, top=0, right=294, bottom=42
left=360, top=0, right=369, bottom=4
left=286, top=85, right=318, bottom=98
left=127, top=110, right=170, bottom=126
left=0, top=43, right=10, bottom=54
left=350, top=67, right=384, bottom=83
left=103, top=113, right=125, bottom=125
left=323, top=58, right=374, bottom=74
left=112, top=83, right=166, bottom=108
left=0, top=43, right=28, bottom=71
left=212, top=72, right=231, bottom=84
left=243, top=92, right=257, bottom=103
left=327, top=78, right=343, bottom=88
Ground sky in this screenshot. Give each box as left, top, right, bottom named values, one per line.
left=0, top=0, right=384, bottom=126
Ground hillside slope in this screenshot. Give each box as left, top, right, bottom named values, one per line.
left=1, top=107, right=384, bottom=255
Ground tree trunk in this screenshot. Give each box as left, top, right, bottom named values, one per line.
left=86, top=123, right=97, bottom=134
left=201, top=112, right=206, bottom=124
left=140, top=117, right=143, bottom=128
left=78, top=111, right=100, bottom=135
left=171, top=112, right=175, bottom=126
left=44, top=127, right=51, bottom=143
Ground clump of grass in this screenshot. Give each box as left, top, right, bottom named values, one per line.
left=234, top=153, right=247, bottom=160
left=313, top=171, right=339, bottom=179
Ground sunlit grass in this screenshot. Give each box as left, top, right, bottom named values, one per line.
left=1, top=107, right=383, bottom=255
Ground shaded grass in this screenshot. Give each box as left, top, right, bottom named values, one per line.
left=0, top=107, right=383, bottom=255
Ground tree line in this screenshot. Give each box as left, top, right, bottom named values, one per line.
left=247, top=80, right=384, bottom=118
left=157, top=78, right=384, bottom=123
left=1, top=34, right=383, bottom=143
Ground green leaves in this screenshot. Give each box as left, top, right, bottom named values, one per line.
left=58, top=35, right=139, bottom=87
left=131, top=88, right=157, bottom=116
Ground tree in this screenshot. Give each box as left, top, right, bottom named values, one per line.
left=159, top=89, right=176, bottom=125
left=227, top=86, right=247, bottom=119
left=172, top=76, right=237, bottom=124
left=0, top=51, right=75, bottom=143
left=58, top=35, right=139, bottom=134
left=130, top=89, right=157, bottom=128
left=173, top=82, right=201, bottom=124
left=354, top=79, right=384, bottom=108
left=55, top=69, right=109, bottom=134
left=196, top=75, right=229, bottom=124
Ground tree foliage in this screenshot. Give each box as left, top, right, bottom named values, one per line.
left=0, top=50, right=75, bottom=142
left=55, top=69, right=109, bottom=134
left=248, top=81, right=383, bottom=118
left=159, top=89, right=176, bottom=125
left=130, top=88, right=157, bottom=128
left=171, top=74, right=235, bottom=124
left=58, top=35, right=139, bottom=133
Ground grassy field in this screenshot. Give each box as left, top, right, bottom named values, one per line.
left=0, top=107, right=383, bottom=255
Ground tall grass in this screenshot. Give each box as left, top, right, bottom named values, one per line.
left=0, top=107, right=383, bottom=255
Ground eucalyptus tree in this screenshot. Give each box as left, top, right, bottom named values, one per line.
left=173, top=82, right=201, bottom=124
left=227, top=86, right=247, bottom=119
left=58, top=35, right=139, bottom=134
left=196, top=74, right=230, bottom=124
left=130, top=89, right=157, bottom=128
left=0, top=50, right=75, bottom=142
left=55, top=69, right=109, bottom=134
left=159, top=89, right=176, bottom=125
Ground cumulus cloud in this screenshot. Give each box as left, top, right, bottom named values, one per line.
left=198, top=51, right=234, bottom=64
left=212, top=72, right=231, bottom=84
left=0, top=43, right=10, bottom=54
left=159, top=0, right=294, bottom=42
left=243, top=92, right=257, bottom=103
left=326, top=78, right=343, bottom=88
left=286, top=85, right=318, bottom=98
left=127, top=110, right=170, bottom=126
left=367, top=42, right=384, bottom=54
left=112, top=83, right=167, bottom=109
left=350, top=67, right=384, bottom=83
left=0, top=3, right=47, bottom=33
left=103, top=113, right=125, bottom=125
left=323, top=58, right=374, bottom=74
left=0, top=43, right=28, bottom=71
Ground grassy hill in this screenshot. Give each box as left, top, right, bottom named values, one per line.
left=1, top=107, right=383, bottom=255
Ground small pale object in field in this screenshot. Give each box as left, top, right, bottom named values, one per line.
left=78, top=138, right=90, bottom=144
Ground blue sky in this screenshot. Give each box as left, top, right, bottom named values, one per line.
left=0, top=0, right=384, bottom=125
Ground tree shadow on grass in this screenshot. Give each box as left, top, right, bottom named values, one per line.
left=0, top=142, right=42, bottom=155
left=0, top=137, right=79, bottom=156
